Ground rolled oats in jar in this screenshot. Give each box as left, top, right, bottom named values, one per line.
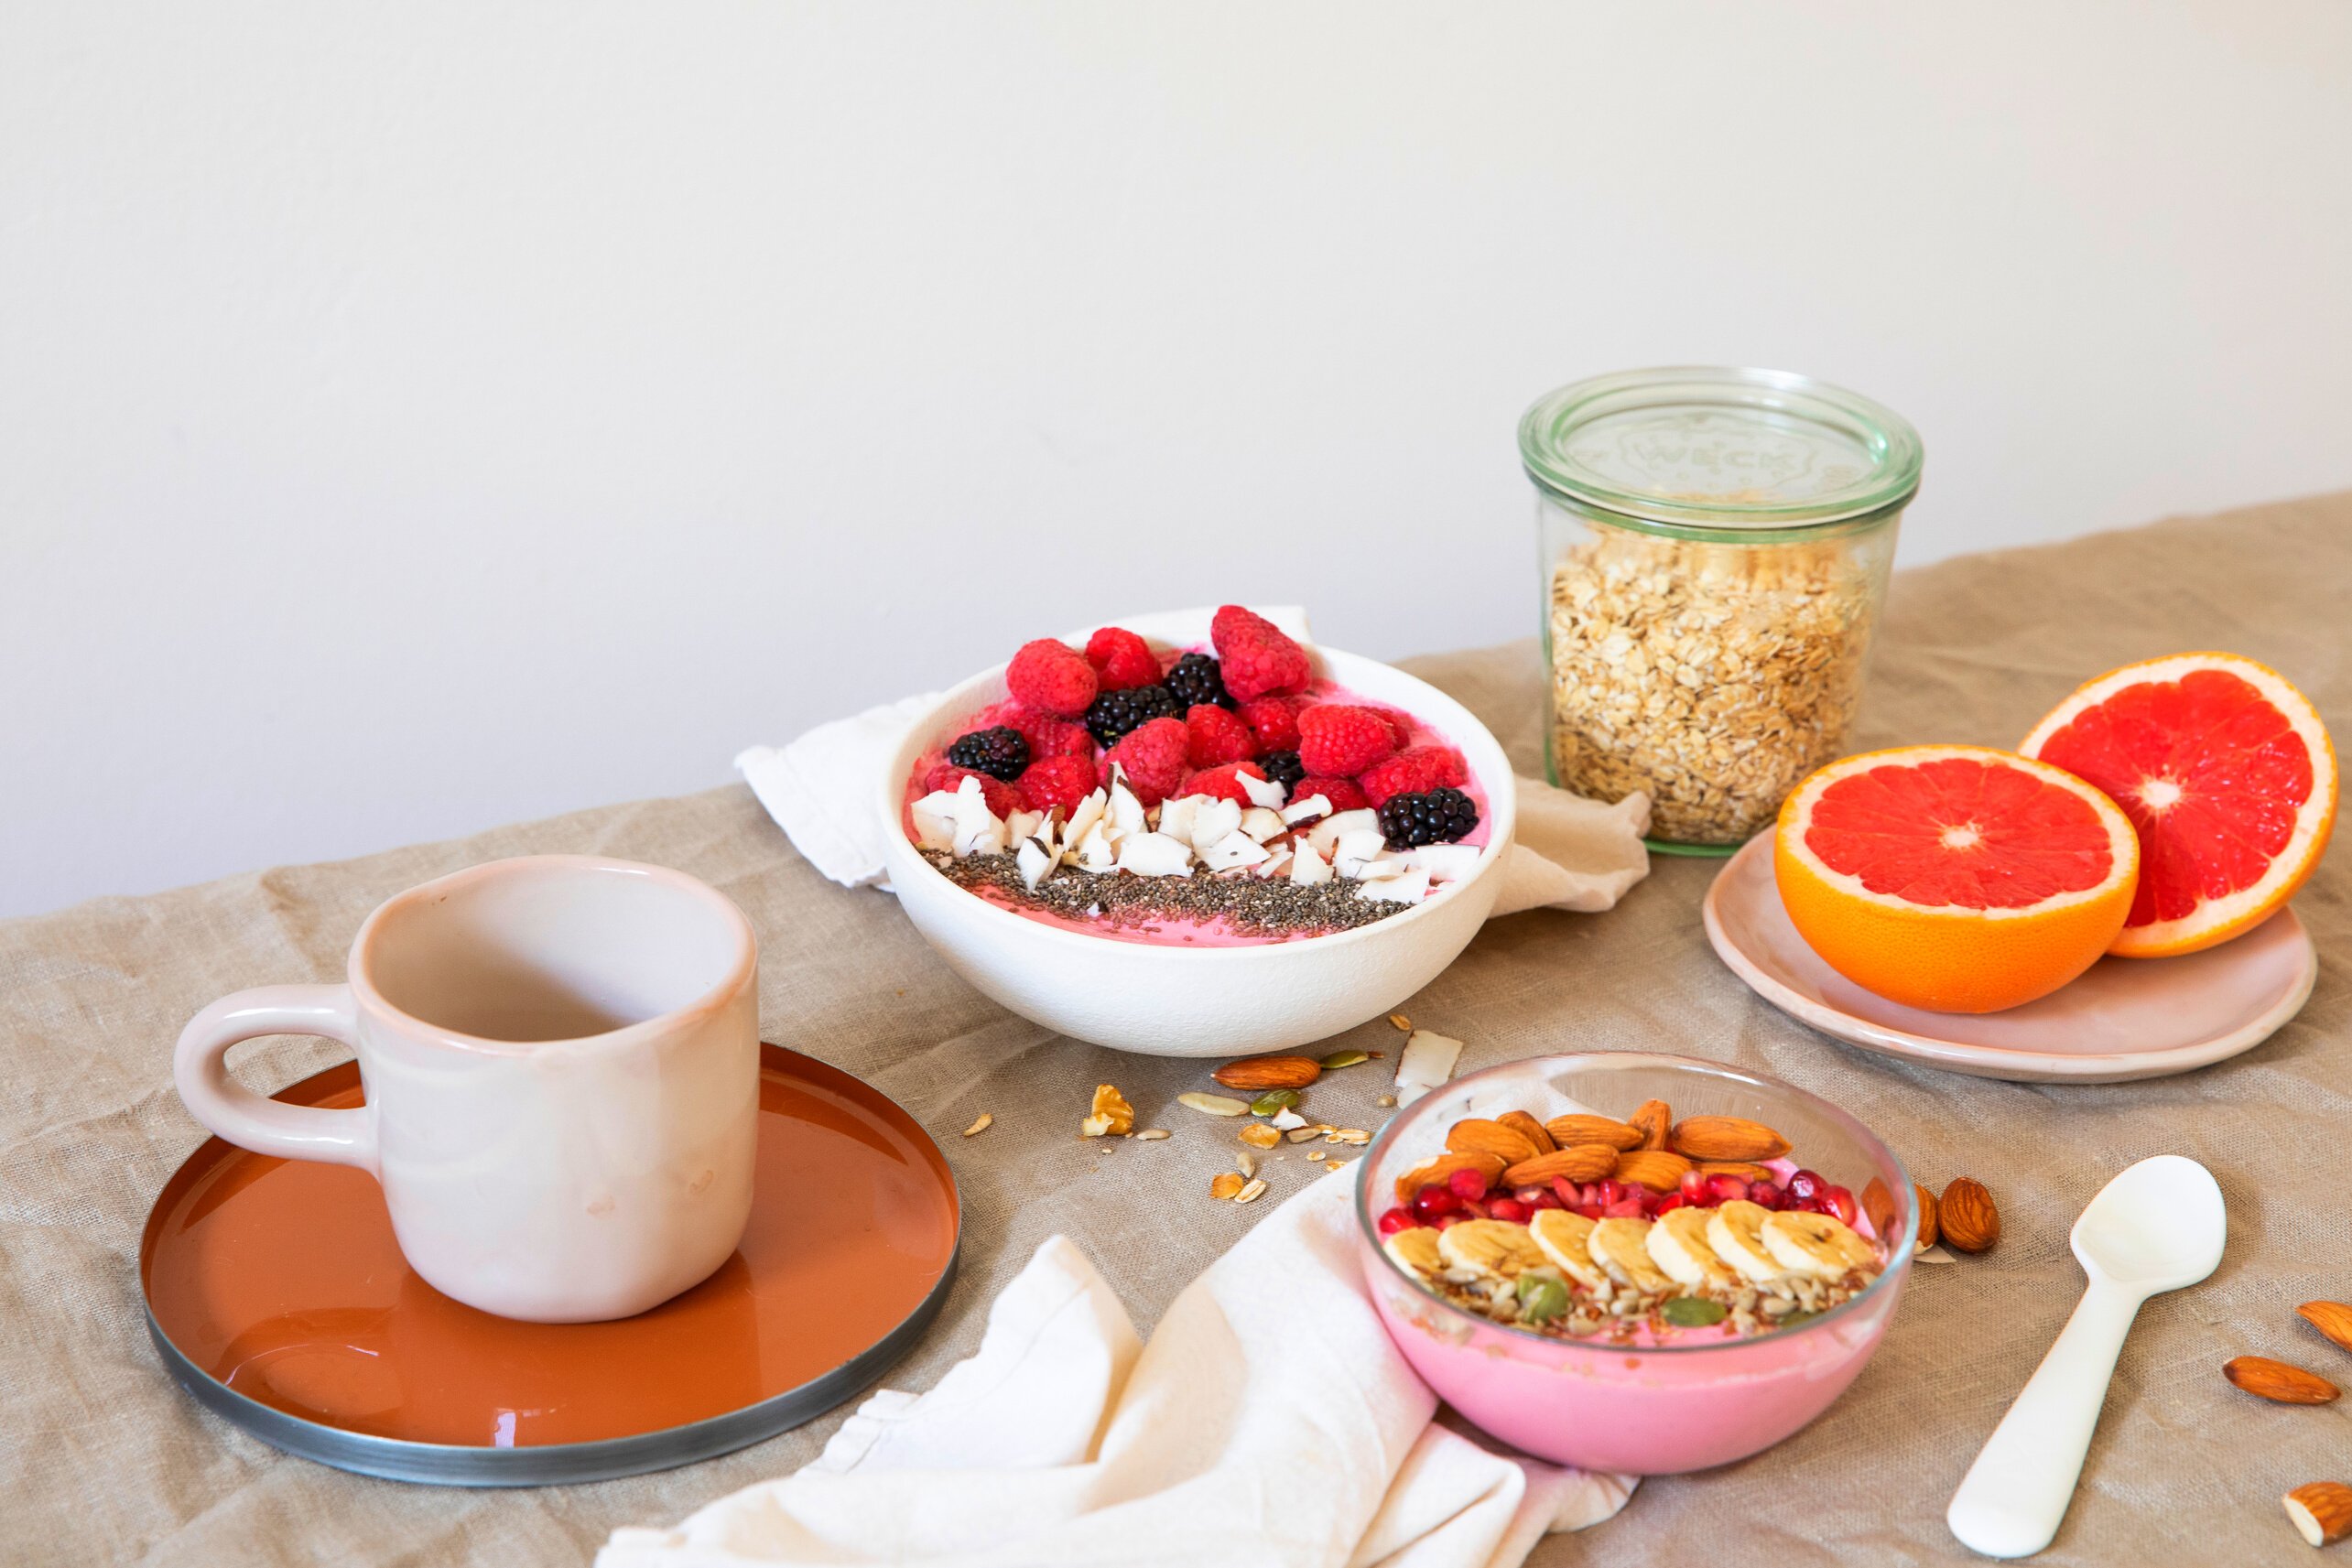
left=1522, top=369, right=1922, bottom=851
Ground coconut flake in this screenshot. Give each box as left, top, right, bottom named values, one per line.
left=1186, top=798, right=1244, bottom=856
left=910, top=790, right=962, bottom=852
left=1199, top=829, right=1270, bottom=874
left=1116, top=831, right=1196, bottom=878
left=1289, top=839, right=1334, bottom=886
left=1239, top=770, right=1288, bottom=810
left=1238, top=806, right=1286, bottom=844
left=1332, top=829, right=1391, bottom=881
left=1005, top=809, right=1044, bottom=846
left=1270, top=1106, right=1307, bottom=1130
left=1015, top=838, right=1055, bottom=891
left=1281, top=794, right=1332, bottom=827
left=1397, top=844, right=1481, bottom=883
left=1073, top=820, right=1119, bottom=873
left=1156, top=795, right=1200, bottom=845
left=1306, top=808, right=1379, bottom=856
left=1063, top=790, right=1107, bottom=849
left=950, top=776, right=1008, bottom=856
left=1395, top=1029, right=1464, bottom=1106
left=1359, top=868, right=1431, bottom=905
left=1107, top=773, right=1148, bottom=838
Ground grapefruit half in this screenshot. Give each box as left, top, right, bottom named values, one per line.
left=2021, top=652, right=2336, bottom=957
left=1775, top=746, right=2140, bottom=1013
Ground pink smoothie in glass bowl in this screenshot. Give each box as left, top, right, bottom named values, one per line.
left=1357, top=1054, right=1917, bottom=1475
left=902, top=653, right=1492, bottom=947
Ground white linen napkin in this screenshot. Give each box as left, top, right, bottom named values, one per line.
left=733, top=611, right=1649, bottom=915
left=599, top=1169, right=1633, bottom=1568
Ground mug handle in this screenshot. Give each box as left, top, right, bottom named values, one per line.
left=172, top=984, right=376, bottom=1172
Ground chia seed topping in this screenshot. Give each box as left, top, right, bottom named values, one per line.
left=924, top=849, right=1410, bottom=940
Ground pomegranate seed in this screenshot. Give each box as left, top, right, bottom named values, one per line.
left=1513, top=1185, right=1549, bottom=1206
left=1592, top=1179, right=1624, bottom=1207
left=1707, top=1174, right=1750, bottom=1205
left=1678, top=1169, right=1709, bottom=1201
left=1572, top=1202, right=1605, bottom=1221
left=1654, top=1192, right=1687, bottom=1215
left=1750, top=1183, right=1784, bottom=1211
left=1824, top=1185, right=1859, bottom=1227
left=1786, top=1168, right=1825, bottom=1201
left=1488, top=1197, right=1531, bottom=1224
left=1411, top=1184, right=1460, bottom=1221
left=1436, top=1212, right=1466, bottom=1229
left=1637, top=1186, right=1664, bottom=1217
left=1794, top=1195, right=1828, bottom=1215
left=1527, top=1189, right=1564, bottom=1210
left=1459, top=1198, right=1491, bottom=1221
left=1603, top=1196, right=1645, bottom=1218
left=1448, top=1167, right=1490, bottom=1201
left=1377, top=1207, right=1416, bottom=1237
left=1553, top=1177, right=1581, bottom=1207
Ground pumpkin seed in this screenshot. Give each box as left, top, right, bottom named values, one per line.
left=1178, top=1092, right=1249, bottom=1118
left=1318, top=1049, right=1371, bottom=1069
left=1516, top=1271, right=1570, bottom=1325
left=1249, top=1088, right=1301, bottom=1116
left=1660, top=1296, right=1729, bottom=1328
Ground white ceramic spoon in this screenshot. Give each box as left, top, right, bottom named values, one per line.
left=1946, top=1155, right=2226, bottom=1559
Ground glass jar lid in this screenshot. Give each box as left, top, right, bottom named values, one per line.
left=1519, top=366, right=1923, bottom=533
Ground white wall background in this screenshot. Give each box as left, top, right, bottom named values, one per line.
left=6, top=1, right=2351, bottom=919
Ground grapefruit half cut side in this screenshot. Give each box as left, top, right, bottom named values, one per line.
left=2021, top=653, right=2336, bottom=958
left=1774, top=745, right=2140, bottom=1013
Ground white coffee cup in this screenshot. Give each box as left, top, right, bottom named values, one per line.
left=172, top=855, right=761, bottom=1323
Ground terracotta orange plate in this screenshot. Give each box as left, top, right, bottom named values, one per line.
left=141, top=1044, right=959, bottom=1485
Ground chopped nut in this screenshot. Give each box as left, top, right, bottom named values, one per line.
left=961, top=1113, right=992, bottom=1138
left=1238, top=1123, right=1282, bottom=1150
left=1177, top=1092, right=1249, bottom=1118
left=1234, top=1178, right=1268, bottom=1204
left=1080, top=1084, right=1134, bottom=1138
left=1209, top=1172, right=1245, bottom=1200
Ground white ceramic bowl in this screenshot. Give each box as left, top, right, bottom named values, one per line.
left=875, top=614, right=1517, bottom=1057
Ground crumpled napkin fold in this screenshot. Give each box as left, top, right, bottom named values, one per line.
left=600, top=1170, right=1633, bottom=1568
left=734, top=610, right=1648, bottom=917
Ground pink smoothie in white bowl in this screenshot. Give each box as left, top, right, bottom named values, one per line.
left=1357, top=1054, right=1917, bottom=1475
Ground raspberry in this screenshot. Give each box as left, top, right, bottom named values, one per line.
left=1180, top=761, right=1269, bottom=805
left=1210, top=605, right=1311, bottom=701
left=1296, top=704, right=1398, bottom=778
left=1005, top=638, right=1097, bottom=718
left=1000, top=705, right=1095, bottom=759
left=1084, top=626, right=1162, bottom=692
left=1291, top=775, right=1368, bottom=812
left=1237, top=695, right=1306, bottom=752
left=1016, top=754, right=1100, bottom=815
left=1185, top=704, right=1259, bottom=768
left=1103, top=716, right=1189, bottom=806
left=923, top=762, right=1024, bottom=819
left=1375, top=710, right=1413, bottom=749
left=1358, top=744, right=1468, bottom=806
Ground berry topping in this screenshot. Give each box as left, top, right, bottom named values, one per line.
left=1005, top=639, right=1098, bottom=718
left=944, top=725, right=1030, bottom=782
left=1237, top=695, right=1306, bottom=752
left=1000, top=706, right=1095, bottom=759
left=1016, top=754, right=1100, bottom=815
left=1296, top=704, right=1399, bottom=778
left=923, top=762, right=1024, bottom=819
left=1184, top=704, right=1259, bottom=768
left=1179, top=761, right=1269, bottom=805
left=1103, top=716, right=1190, bottom=806
left=1210, top=605, right=1311, bottom=700
left=1164, top=652, right=1236, bottom=711
left=1084, top=626, right=1163, bottom=692
left=1255, top=749, right=1306, bottom=794
left=1084, top=683, right=1180, bottom=746
left=1290, top=775, right=1368, bottom=812
left=1358, top=744, right=1468, bottom=807
left=1377, top=787, right=1479, bottom=848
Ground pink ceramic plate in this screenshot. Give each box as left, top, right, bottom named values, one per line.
left=1703, top=836, right=2317, bottom=1083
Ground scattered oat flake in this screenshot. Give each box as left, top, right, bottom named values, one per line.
left=1377, top=1095, right=1397, bottom=1108
left=1080, top=1084, right=1135, bottom=1139
left=1235, top=1178, right=1268, bottom=1204
left=1327, top=1129, right=1371, bottom=1145
left=1388, top=1014, right=1412, bottom=1031
left=1209, top=1172, right=1244, bottom=1200
left=1178, top=1092, right=1249, bottom=1118
left=1306, top=1151, right=1326, bottom=1162
left=1238, top=1124, right=1282, bottom=1149
left=1134, top=1129, right=1171, bottom=1141
left=961, top=1114, right=992, bottom=1138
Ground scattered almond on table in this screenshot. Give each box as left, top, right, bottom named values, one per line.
left=2299, top=1302, right=2352, bottom=1355
left=2286, top=1482, right=2352, bottom=1548
left=1212, top=1054, right=1320, bottom=1091
left=2225, top=1356, right=2339, bottom=1405
left=1937, top=1177, right=2000, bottom=1253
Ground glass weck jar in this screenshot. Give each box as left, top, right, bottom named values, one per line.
left=1522, top=367, right=1923, bottom=853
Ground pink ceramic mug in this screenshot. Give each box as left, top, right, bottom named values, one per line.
left=172, top=856, right=761, bottom=1324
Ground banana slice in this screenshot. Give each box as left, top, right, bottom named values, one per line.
left=1648, top=1206, right=1738, bottom=1289
left=1528, top=1208, right=1606, bottom=1289
left=1436, top=1218, right=1547, bottom=1281
left=1762, top=1210, right=1878, bottom=1281
left=1706, top=1199, right=1790, bottom=1284
left=1383, top=1226, right=1443, bottom=1278
left=1589, top=1217, right=1674, bottom=1293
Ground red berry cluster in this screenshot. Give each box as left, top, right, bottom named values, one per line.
left=944, top=606, right=1470, bottom=818
left=1375, top=1166, right=1857, bottom=1237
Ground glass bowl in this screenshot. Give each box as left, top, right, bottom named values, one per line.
left=1354, top=1053, right=1917, bottom=1474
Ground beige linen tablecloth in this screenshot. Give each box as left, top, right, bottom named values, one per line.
left=6, top=493, right=2349, bottom=1566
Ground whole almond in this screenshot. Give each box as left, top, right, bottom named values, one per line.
left=2286, top=1481, right=2352, bottom=1547
left=1497, top=1110, right=1558, bottom=1155
left=1696, top=1161, right=1777, bottom=1184
left=1628, top=1099, right=1672, bottom=1152
left=1394, top=1152, right=1507, bottom=1202
left=1915, top=1183, right=1940, bottom=1249
left=1669, top=1116, right=1793, bottom=1162
left=1446, top=1118, right=1540, bottom=1165
left=1212, top=1054, right=1321, bottom=1092
left=1545, top=1114, right=1642, bottom=1152
left=2299, top=1302, right=2352, bottom=1357
left=1613, top=1149, right=1695, bottom=1192
left=2226, top=1356, right=2340, bottom=1405
left=1939, top=1177, right=2000, bottom=1253
left=1501, top=1145, right=1619, bottom=1187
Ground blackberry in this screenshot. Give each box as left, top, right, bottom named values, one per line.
left=945, top=725, right=1030, bottom=782
left=1378, top=787, right=1479, bottom=849
left=1164, top=652, right=1236, bottom=710
left=1258, top=749, right=1306, bottom=794
left=1084, top=683, right=1179, bottom=746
